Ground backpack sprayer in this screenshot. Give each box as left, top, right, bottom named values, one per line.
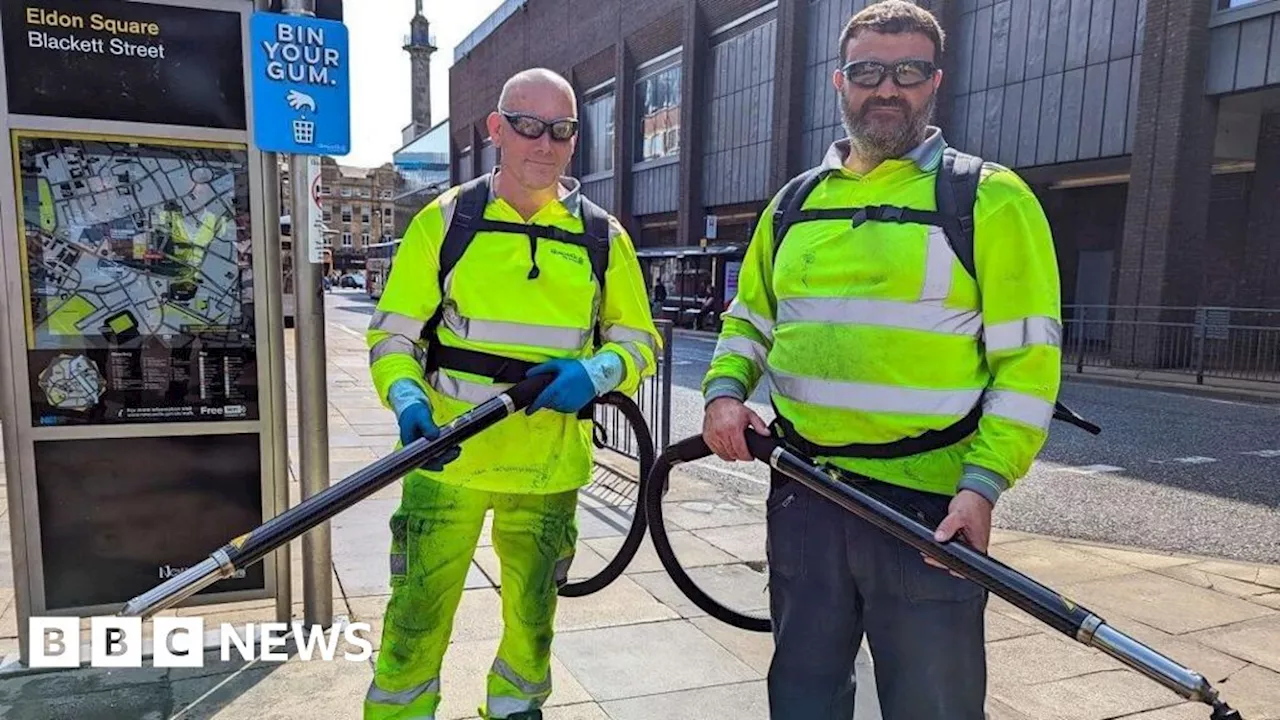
left=643, top=430, right=1244, bottom=720
left=117, top=373, right=654, bottom=619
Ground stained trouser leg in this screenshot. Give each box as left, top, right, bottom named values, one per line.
left=365, top=476, right=488, bottom=720
left=483, top=488, right=579, bottom=719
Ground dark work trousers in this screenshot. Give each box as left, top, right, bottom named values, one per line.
left=765, top=468, right=989, bottom=720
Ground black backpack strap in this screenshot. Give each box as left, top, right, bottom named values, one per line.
left=578, top=197, right=612, bottom=291
left=438, top=175, right=491, bottom=287
left=770, top=167, right=826, bottom=261
left=935, top=147, right=984, bottom=280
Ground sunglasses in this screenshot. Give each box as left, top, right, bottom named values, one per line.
left=501, top=111, right=579, bottom=141
left=841, top=59, right=937, bottom=89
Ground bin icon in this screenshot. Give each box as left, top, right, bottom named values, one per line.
left=292, top=119, right=315, bottom=145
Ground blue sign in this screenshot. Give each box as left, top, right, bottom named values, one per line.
left=249, top=12, right=350, bottom=155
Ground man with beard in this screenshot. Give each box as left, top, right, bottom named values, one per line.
left=701, top=1, right=1061, bottom=718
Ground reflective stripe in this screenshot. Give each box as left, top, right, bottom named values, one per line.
left=431, top=372, right=509, bottom=404
left=919, top=226, right=954, bottom=302
left=769, top=369, right=982, bottom=416
left=776, top=297, right=982, bottom=336
left=370, top=310, right=426, bottom=338
left=713, top=334, right=769, bottom=371
left=723, top=297, right=774, bottom=343
left=491, top=658, right=552, bottom=697
left=370, top=335, right=423, bottom=364
left=984, top=317, right=1063, bottom=353
left=617, top=342, right=650, bottom=373
left=983, top=390, right=1055, bottom=430
left=602, top=324, right=655, bottom=348
left=365, top=677, right=440, bottom=706
left=442, top=308, right=589, bottom=350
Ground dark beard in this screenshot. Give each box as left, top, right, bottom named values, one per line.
left=841, top=90, right=935, bottom=165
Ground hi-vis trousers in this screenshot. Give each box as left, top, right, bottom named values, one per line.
left=363, top=476, right=578, bottom=720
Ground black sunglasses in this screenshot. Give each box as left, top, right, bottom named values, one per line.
left=501, top=111, right=579, bottom=141
left=841, top=59, right=937, bottom=89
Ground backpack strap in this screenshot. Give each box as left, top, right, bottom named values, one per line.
left=934, top=147, right=984, bottom=280
left=438, top=175, right=491, bottom=287
left=770, top=167, right=827, bottom=261
left=578, top=196, right=612, bottom=291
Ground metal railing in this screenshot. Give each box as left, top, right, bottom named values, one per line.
left=594, top=320, right=675, bottom=461
left=1062, top=305, right=1280, bottom=384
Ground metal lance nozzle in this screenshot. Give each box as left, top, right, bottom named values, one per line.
left=117, top=551, right=237, bottom=619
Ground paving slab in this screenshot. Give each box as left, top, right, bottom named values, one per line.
left=983, top=609, right=1043, bottom=643
left=1063, top=572, right=1275, bottom=635
left=985, top=633, right=1122, bottom=686
left=1253, top=592, right=1280, bottom=610
left=659, top=499, right=762, bottom=530
left=600, top=680, right=769, bottom=719
left=630, top=565, right=769, bottom=619
left=688, top=616, right=775, bottom=675
left=1214, top=663, right=1280, bottom=720
left=1118, top=703, right=1226, bottom=720
left=433, top=637, right=591, bottom=720
left=574, top=504, right=632, bottom=540
left=552, top=619, right=758, bottom=702
left=1071, top=543, right=1200, bottom=571
left=0, top=679, right=172, bottom=720
left=551, top=576, right=678, bottom=633
left=1157, top=563, right=1278, bottom=599
left=587, top=531, right=735, bottom=576
left=170, top=654, right=375, bottom=720
left=991, top=668, right=1184, bottom=720
left=690, top=523, right=766, bottom=564
left=1191, top=614, right=1280, bottom=674
left=473, top=540, right=611, bottom=588
left=988, top=539, right=1140, bottom=586
left=1191, top=559, right=1280, bottom=590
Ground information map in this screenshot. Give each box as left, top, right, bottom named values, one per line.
left=16, top=132, right=258, bottom=425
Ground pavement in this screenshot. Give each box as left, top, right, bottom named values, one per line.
left=0, top=292, right=1278, bottom=719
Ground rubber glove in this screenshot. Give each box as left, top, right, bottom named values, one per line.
left=525, top=351, right=624, bottom=415
left=388, top=379, right=461, bottom=471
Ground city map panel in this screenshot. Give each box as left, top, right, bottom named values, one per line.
left=17, top=133, right=258, bottom=425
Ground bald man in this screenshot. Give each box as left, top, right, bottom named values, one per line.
left=363, top=69, right=660, bottom=720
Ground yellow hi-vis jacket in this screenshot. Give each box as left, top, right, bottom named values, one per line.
left=704, top=130, right=1062, bottom=502
left=367, top=172, right=661, bottom=494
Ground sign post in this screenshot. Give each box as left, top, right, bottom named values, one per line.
left=250, top=0, right=350, bottom=628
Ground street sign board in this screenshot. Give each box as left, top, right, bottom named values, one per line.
left=249, top=12, right=350, bottom=155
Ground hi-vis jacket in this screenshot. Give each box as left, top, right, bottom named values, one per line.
left=368, top=173, right=661, bottom=494
left=704, top=130, right=1062, bottom=501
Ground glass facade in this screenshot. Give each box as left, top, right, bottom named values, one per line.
left=635, top=62, right=681, bottom=163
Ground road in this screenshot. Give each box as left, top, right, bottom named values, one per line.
left=326, top=292, right=1280, bottom=565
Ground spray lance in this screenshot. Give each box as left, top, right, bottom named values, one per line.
left=118, top=373, right=564, bottom=619
left=645, top=431, right=1244, bottom=720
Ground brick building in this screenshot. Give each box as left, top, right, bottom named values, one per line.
left=280, top=157, right=402, bottom=270
left=445, top=0, right=1280, bottom=341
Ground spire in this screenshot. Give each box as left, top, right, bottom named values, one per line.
left=415, top=0, right=423, bottom=15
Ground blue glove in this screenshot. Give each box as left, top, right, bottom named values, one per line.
left=525, top=352, right=624, bottom=415
left=388, top=380, right=460, bottom=471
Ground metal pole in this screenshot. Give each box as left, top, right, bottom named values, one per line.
left=283, top=0, right=332, bottom=628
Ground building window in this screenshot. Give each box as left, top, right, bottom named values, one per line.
left=340, top=187, right=352, bottom=198
left=342, top=232, right=352, bottom=247
left=361, top=206, right=371, bottom=223
left=361, top=231, right=371, bottom=245
left=319, top=185, right=330, bottom=196
left=635, top=61, right=681, bottom=163
left=1217, top=0, right=1265, bottom=8
left=322, top=210, right=332, bottom=223
left=582, top=89, right=615, bottom=176
left=341, top=205, right=352, bottom=223
left=381, top=189, right=393, bottom=200
left=383, top=207, right=393, bottom=221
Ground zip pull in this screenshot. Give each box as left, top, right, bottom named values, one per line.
left=527, top=234, right=540, bottom=279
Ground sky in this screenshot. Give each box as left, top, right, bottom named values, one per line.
left=340, top=0, right=504, bottom=168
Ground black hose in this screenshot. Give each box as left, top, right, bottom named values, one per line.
left=644, top=434, right=770, bottom=632
left=558, top=391, right=654, bottom=598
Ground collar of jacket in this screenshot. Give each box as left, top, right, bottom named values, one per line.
left=485, top=167, right=584, bottom=219
left=820, top=125, right=948, bottom=176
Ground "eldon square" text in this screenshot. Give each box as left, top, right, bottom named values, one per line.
left=25, top=7, right=165, bottom=58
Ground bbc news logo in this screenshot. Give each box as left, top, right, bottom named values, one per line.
left=29, top=617, right=373, bottom=668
